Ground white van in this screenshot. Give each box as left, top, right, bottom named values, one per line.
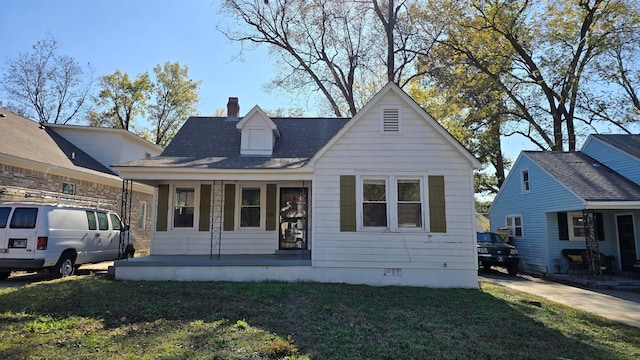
left=0, top=202, right=135, bottom=280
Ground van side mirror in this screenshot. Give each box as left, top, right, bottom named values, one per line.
left=121, top=224, right=130, bottom=232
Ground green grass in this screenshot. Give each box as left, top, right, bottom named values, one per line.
left=0, top=277, right=639, bottom=359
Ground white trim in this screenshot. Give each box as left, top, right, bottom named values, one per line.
left=356, top=173, right=427, bottom=232
left=521, top=169, right=530, bottom=194
left=169, top=183, right=200, bottom=230
left=567, top=211, right=586, bottom=241
left=505, top=214, right=523, bottom=239
left=236, top=183, right=266, bottom=230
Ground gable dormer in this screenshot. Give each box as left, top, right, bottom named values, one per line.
left=235, top=105, right=280, bottom=156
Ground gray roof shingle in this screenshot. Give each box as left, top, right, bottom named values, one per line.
left=525, top=151, right=640, bottom=202
left=119, top=116, right=350, bottom=169
left=0, top=108, right=117, bottom=176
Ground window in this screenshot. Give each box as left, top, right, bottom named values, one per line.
left=506, top=215, right=523, bottom=238
left=360, top=176, right=425, bottom=230
left=521, top=169, right=530, bottom=193
left=86, top=211, right=97, bottom=230
left=568, top=212, right=585, bottom=241
left=137, top=201, right=147, bottom=230
left=363, top=178, right=388, bottom=227
left=10, top=208, right=38, bottom=229
left=240, top=188, right=261, bottom=228
left=174, top=188, right=195, bottom=228
left=110, top=213, right=122, bottom=231
left=0, top=207, right=10, bottom=228
left=397, top=179, right=422, bottom=228
left=97, top=212, right=109, bottom=230
left=62, top=182, right=75, bottom=195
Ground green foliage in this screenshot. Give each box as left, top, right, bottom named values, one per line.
left=95, top=69, right=153, bottom=131
left=148, top=61, right=201, bottom=147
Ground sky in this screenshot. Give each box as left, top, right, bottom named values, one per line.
left=1, top=0, right=537, bottom=169
left=1, top=0, right=312, bottom=116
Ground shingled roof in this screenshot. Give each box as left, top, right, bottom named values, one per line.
left=0, top=108, right=118, bottom=177
left=590, top=134, right=640, bottom=159
left=525, top=151, right=640, bottom=202
left=118, top=116, right=350, bottom=169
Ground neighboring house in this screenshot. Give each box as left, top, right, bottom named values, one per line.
left=489, top=134, right=640, bottom=275
left=0, top=109, right=162, bottom=249
left=112, top=83, right=481, bottom=287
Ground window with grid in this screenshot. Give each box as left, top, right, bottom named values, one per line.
left=240, top=188, right=261, bottom=228
left=397, top=179, right=422, bottom=228
left=506, top=215, right=523, bottom=238
left=362, top=178, right=388, bottom=227
left=174, top=188, right=195, bottom=228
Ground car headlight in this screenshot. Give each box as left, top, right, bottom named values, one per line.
left=510, top=249, right=518, bottom=255
left=477, top=248, right=488, bottom=254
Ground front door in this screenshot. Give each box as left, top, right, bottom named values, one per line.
left=279, top=188, right=308, bottom=250
left=616, top=214, right=637, bottom=271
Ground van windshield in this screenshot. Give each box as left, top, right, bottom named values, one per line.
left=0, top=207, right=11, bottom=228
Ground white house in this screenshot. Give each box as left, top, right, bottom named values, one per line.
left=112, top=83, right=481, bottom=287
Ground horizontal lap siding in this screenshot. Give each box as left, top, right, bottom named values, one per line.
left=152, top=231, right=277, bottom=255
left=312, top=93, right=476, bottom=271
left=490, top=155, right=584, bottom=274
left=583, top=139, right=640, bottom=185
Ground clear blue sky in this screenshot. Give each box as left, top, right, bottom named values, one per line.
left=1, top=0, right=316, bottom=117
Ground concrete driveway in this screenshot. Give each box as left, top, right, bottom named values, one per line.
left=480, top=271, right=640, bottom=328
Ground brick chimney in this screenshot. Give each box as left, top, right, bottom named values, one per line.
left=226, top=97, right=239, bottom=121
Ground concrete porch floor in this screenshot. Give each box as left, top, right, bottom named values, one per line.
left=544, top=270, right=640, bottom=291
left=114, top=253, right=312, bottom=268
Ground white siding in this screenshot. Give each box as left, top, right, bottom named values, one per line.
left=312, top=92, right=477, bottom=281
left=51, top=127, right=162, bottom=170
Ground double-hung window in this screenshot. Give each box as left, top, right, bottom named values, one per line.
left=361, top=176, right=424, bottom=230
left=506, top=215, right=523, bottom=238
left=174, top=188, right=195, bottom=228
left=240, top=188, right=261, bottom=228
left=397, top=179, right=422, bottom=228
left=362, top=178, right=388, bottom=227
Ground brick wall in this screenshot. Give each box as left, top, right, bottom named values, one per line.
left=0, top=162, right=153, bottom=252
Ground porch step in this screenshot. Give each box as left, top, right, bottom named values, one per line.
left=275, top=249, right=311, bottom=257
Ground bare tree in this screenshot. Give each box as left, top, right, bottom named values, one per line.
left=1, top=34, right=94, bottom=124
left=219, top=0, right=434, bottom=116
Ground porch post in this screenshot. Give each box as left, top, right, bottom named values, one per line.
left=583, top=209, right=602, bottom=278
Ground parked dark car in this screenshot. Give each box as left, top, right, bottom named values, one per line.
left=477, top=232, right=519, bottom=275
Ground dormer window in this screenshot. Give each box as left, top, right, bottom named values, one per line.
left=381, top=107, right=400, bottom=134
left=235, top=106, right=280, bottom=156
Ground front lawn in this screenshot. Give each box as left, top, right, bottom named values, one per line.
left=0, top=276, right=638, bottom=359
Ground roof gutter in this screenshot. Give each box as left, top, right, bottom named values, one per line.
left=585, top=201, right=640, bottom=210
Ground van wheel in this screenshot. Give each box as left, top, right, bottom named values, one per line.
left=0, top=272, right=10, bottom=281
left=52, top=254, right=75, bottom=278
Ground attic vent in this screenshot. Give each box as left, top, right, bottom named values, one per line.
left=382, top=108, right=399, bottom=133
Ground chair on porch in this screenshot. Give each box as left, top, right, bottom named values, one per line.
left=562, top=249, right=588, bottom=277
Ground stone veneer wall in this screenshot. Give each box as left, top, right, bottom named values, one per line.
left=0, top=162, right=152, bottom=252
